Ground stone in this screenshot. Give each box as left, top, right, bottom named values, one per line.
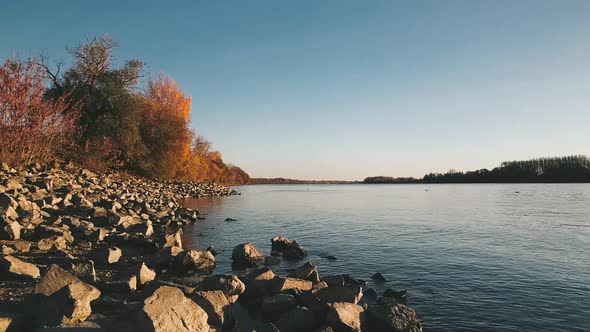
left=190, top=290, right=233, bottom=328
left=1, top=245, right=14, bottom=255
left=271, top=236, right=308, bottom=259
left=0, top=313, right=24, bottom=332
left=71, top=260, right=97, bottom=283
left=315, top=286, right=363, bottom=304
left=2, top=221, right=21, bottom=240
left=287, top=261, right=320, bottom=282
left=231, top=242, right=264, bottom=268
left=94, top=246, right=122, bottom=265
left=37, top=281, right=101, bottom=326
left=135, top=262, right=156, bottom=286
left=275, top=307, right=317, bottom=332
left=326, top=302, right=365, bottom=332
left=242, top=267, right=275, bottom=298
left=371, top=272, right=386, bottom=281
left=321, top=275, right=345, bottom=287
left=172, top=249, right=216, bottom=275
left=136, top=286, right=209, bottom=332
left=260, top=294, right=297, bottom=316
left=197, top=274, right=246, bottom=303
left=163, top=229, right=182, bottom=248
left=34, top=264, right=84, bottom=296
left=383, top=288, right=407, bottom=301
left=31, top=265, right=101, bottom=326
left=0, top=255, right=40, bottom=279
left=366, top=304, right=422, bottom=332
left=272, top=277, right=313, bottom=293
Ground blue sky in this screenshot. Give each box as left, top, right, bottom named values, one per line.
left=1, top=1, right=589, bottom=180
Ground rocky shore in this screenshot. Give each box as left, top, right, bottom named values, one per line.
left=0, top=161, right=422, bottom=331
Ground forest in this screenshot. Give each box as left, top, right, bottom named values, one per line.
left=0, top=35, right=249, bottom=184
left=364, top=155, right=590, bottom=183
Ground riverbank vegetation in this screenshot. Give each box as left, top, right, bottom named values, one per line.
left=0, top=35, right=249, bottom=184
left=364, top=155, right=590, bottom=183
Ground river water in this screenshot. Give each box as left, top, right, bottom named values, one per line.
left=181, top=184, right=590, bottom=331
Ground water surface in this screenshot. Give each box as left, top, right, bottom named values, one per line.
left=181, top=184, right=590, bottom=331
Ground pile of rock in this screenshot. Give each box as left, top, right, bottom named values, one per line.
left=0, top=161, right=422, bottom=331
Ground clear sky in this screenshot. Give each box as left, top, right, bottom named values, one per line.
left=1, top=1, right=589, bottom=180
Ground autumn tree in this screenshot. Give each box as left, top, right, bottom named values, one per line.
left=139, top=74, right=192, bottom=178
left=0, top=59, right=79, bottom=165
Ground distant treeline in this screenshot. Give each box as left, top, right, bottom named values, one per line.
left=250, top=178, right=355, bottom=185
left=364, top=155, right=590, bottom=183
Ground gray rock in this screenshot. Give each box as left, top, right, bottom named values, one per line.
left=197, top=274, right=246, bottom=303
left=172, top=249, right=215, bottom=275
left=326, top=302, right=365, bottom=332
left=190, top=290, right=233, bottom=328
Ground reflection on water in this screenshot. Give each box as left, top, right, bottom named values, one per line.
left=181, top=184, right=590, bottom=331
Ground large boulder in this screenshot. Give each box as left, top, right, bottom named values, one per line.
left=0, top=255, right=40, bottom=279
left=271, top=236, right=308, bottom=260
left=231, top=242, right=264, bottom=268
left=197, top=274, right=246, bottom=303
left=241, top=267, right=275, bottom=298
left=31, top=264, right=101, bottom=326
left=271, top=277, right=313, bottom=293
left=287, top=261, right=320, bottom=282
left=366, top=304, right=422, bottom=332
left=172, top=249, right=215, bottom=275
left=136, top=286, right=209, bottom=332
left=315, top=285, right=363, bottom=304
left=326, top=302, right=365, bottom=332
left=190, top=290, right=234, bottom=328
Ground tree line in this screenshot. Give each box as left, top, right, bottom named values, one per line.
left=0, top=35, right=249, bottom=184
left=364, top=155, right=590, bottom=183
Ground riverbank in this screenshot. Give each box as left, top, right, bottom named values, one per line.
left=0, top=161, right=421, bottom=331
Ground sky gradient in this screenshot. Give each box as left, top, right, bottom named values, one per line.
left=1, top=0, right=589, bottom=180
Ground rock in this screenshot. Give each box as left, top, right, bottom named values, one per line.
left=2, top=221, right=21, bottom=240
left=206, top=245, right=217, bottom=256
left=163, top=229, right=182, bottom=248
left=1, top=245, right=14, bottom=255
left=287, top=261, right=320, bottom=282
left=36, top=281, right=101, bottom=326
left=315, top=286, right=363, bottom=304
left=275, top=307, right=317, bottom=332
left=190, top=290, right=233, bottom=328
left=224, top=217, right=237, bottom=222
left=366, top=304, right=422, bottom=332
left=272, top=276, right=314, bottom=293
left=326, top=302, right=365, bottom=332
left=383, top=288, right=407, bottom=301
left=0, top=255, right=40, bottom=279
left=197, top=274, right=246, bottom=303
left=94, top=246, right=122, bottom=265
left=241, top=267, right=275, bottom=298
left=0, top=313, right=24, bottom=332
left=34, top=264, right=84, bottom=296
left=133, top=262, right=156, bottom=286
left=321, top=275, right=345, bottom=287
left=136, top=286, right=209, bottom=332
left=231, top=242, right=264, bottom=268
left=364, top=287, right=378, bottom=298
left=172, top=249, right=215, bottom=275
left=264, top=256, right=281, bottom=266
left=271, top=236, right=308, bottom=260
left=37, top=237, right=67, bottom=252
left=371, top=272, right=386, bottom=282
left=260, top=294, right=297, bottom=316
left=31, top=265, right=101, bottom=326
left=71, top=260, right=97, bottom=283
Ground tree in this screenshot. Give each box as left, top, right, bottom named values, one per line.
left=0, top=59, right=79, bottom=164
